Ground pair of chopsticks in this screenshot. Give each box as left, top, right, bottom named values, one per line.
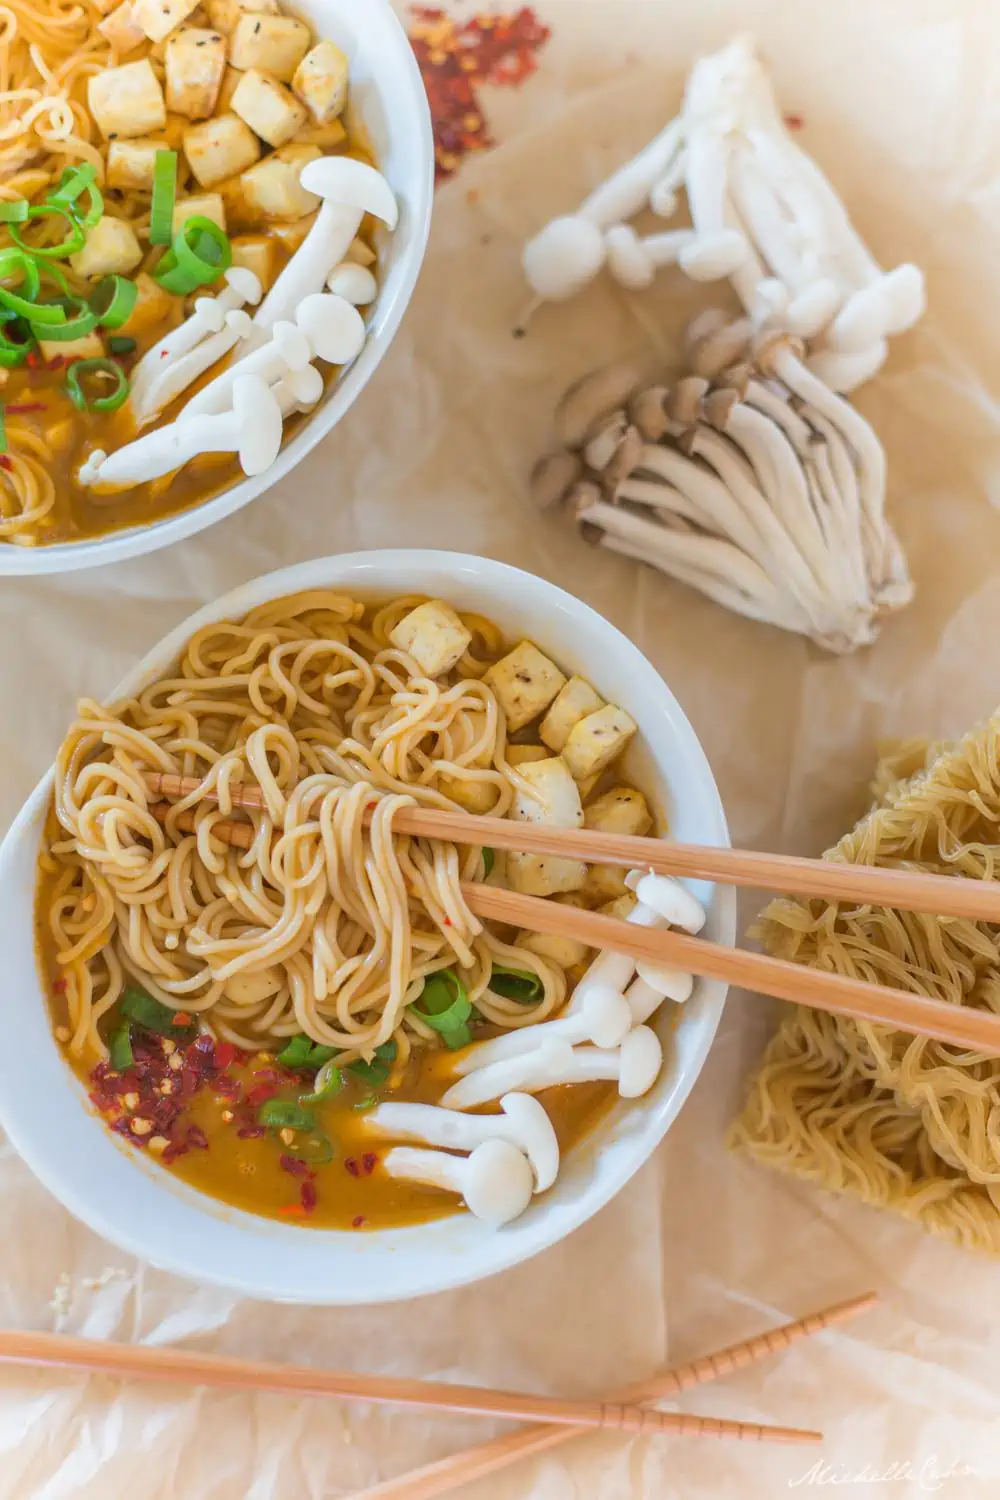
left=144, top=772, right=1000, bottom=1054
left=0, top=1291, right=876, bottom=1468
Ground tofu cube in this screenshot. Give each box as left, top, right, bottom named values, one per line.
left=106, top=136, right=166, bottom=190
left=165, top=26, right=227, bottom=119
left=598, top=892, right=639, bottom=922
left=172, top=191, right=226, bottom=233
left=345, top=236, right=376, bottom=267
left=512, top=757, right=583, bottom=828
left=38, top=330, right=105, bottom=363
left=230, top=14, right=311, bottom=80
left=132, top=0, right=201, bottom=43
left=539, top=676, right=605, bottom=753
left=217, top=64, right=243, bottom=112
left=230, top=68, right=306, bottom=147
left=94, top=0, right=124, bottom=14
left=519, top=926, right=591, bottom=971
left=183, top=112, right=260, bottom=186
left=69, top=215, right=142, bottom=277
left=292, top=117, right=348, bottom=151
left=119, top=271, right=174, bottom=335
left=506, top=744, right=549, bottom=768
left=229, top=233, right=277, bottom=289
left=563, top=705, right=638, bottom=781
left=389, top=600, right=472, bottom=678
left=506, top=851, right=586, bottom=898
left=88, top=59, right=166, bottom=140
left=292, top=39, right=348, bottom=123
left=206, top=0, right=276, bottom=29
left=583, top=786, right=652, bottom=837
left=484, top=642, right=567, bottom=732
left=582, top=864, right=630, bottom=904
left=268, top=213, right=316, bottom=252
left=239, top=144, right=321, bottom=220
left=438, top=773, right=501, bottom=815
left=97, top=1, right=146, bottom=53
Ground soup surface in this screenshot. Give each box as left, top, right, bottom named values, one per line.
left=0, top=0, right=376, bottom=548
left=37, top=591, right=661, bottom=1228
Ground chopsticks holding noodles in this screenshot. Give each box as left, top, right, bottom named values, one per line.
left=0, top=1328, right=821, bottom=1444
left=143, top=775, right=1000, bottom=1056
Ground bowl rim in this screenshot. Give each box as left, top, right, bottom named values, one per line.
left=0, top=0, right=435, bottom=579
left=0, top=550, right=734, bottom=1302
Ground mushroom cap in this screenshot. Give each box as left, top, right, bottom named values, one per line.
left=628, top=385, right=670, bottom=441
left=616, top=1025, right=663, bottom=1098
left=604, top=224, right=656, bottom=290
left=281, top=364, right=324, bottom=409
left=224, top=265, right=263, bottom=306
left=556, top=363, right=642, bottom=449
left=634, top=960, right=695, bottom=1004
left=678, top=230, right=749, bottom=282
left=271, top=320, right=313, bottom=372
left=649, top=179, right=679, bottom=218
left=702, top=386, right=739, bottom=430
left=498, top=1092, right=560, bottom=1192
left=752, top=327, right=805, bottom=377
left=296, top=292, right=366, bottom=364
left=194, top=294, right=227, bottom=333
left=688, top=319, right=753, bottom=379
left=522, top=214, right=606, bottom=301
left=806, top=339, right=887, bottom=394
left=225, top=308, right=253, bottom=338
left=325, top=261, right=378, bottom=306
left=785, top=278, right=841, bottom=340
left=580, top=983, right=633, bottom=1049
left=827, top=284, right=888, bottom=352
left=530, top=449, right=583, bottom=510
left=462, top=1139, right=535, bottom=1227
left=666, top=375, right=709, bottom=427
left=232, top=375, right=284, bottom=476
left=299, top=156, right=399, bottom=229
left=879, top=263, right=925, bottom=335
left=627, top=871, right=706, bottom=933
left=567, top=480, right=604, bottom=526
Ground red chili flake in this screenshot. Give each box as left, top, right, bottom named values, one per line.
left=300, top=1180, right=318, bottom=1213
left=160, top=348, right=169, bottom=359
left=172, top=1011, right=193, bottom=1027
left=442, top=916, right=452, bottom=926
left=408, top=6, right=551, bottom=182
left=25, top=351, right=39, bottom=369
left=279, top=1153, right=315, bottom=1179
left=0, top=457, right=12, bottom=472
left=361, top=1152, right=377, bottom=1175
left=246, top=1080, right=281, bottom=1107
left=53, top=977, right=67, bottom=993
left=236, top=1122, right=266, bottom=1139
left=5, top=402, right=46, bottom=415
left=186, top=1124, right=209, bottom=1149
left=214, top=1040, right=238, bottom=1070
left=46, top=355, right=65, bottom=371
left=351, top=1215, right=366, bottom=1229
left=344, top=1156, right=360, bottom=1177
left=784, top=113, right=805, bottom=131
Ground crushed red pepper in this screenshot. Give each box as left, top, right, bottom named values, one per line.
left=408, top=6, right=551, bottom=181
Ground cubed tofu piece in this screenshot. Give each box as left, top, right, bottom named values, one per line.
left=94, top=0, right=123, bottom=14
left=563, top=705, right=638, bottom=781
left=173, top=191, right=226, bottom=232
left=512, top=756, right=583, bottom=829
left=230, top=68, right=306, bottom=147
left=583, top=786, right=652, bottom=837
left=160, top=113, right=190, bottom=150
left=268, top=212, right=315, bottom=251
left=520, top=927, right=591, bottom=971
left=69, top=215, right=142, bottom=277
left=230, top=14, right=310, bottom=80
left=229, top=233, right=277, bottom=288
left=345, top=236, right=376, bottom=266
left=97, top=1, right=146, bottom=53
left=598, top=892, right=639, bottom=922
left=206, top=0, right=276, bottom=29
left=506, top=851, right=587, bottom=898
left=539, top=676, right=605, bottom=753
left=239, top=144, right=321, bottom=220
left=119, top=271, right=174, bottom=335
left=292, top=39, right=348, bottom=123
left=106, top=136, right=166, bottom=190
left=87, top=59, right=166, bottom=140
left=438, top=773, right=501, bottom=815
left=484, top=641, right=567, bottom=733
left=217, top=64, right=243, bottom=112
left=582, top=864, right=630, bottom=904
left=43, top=415, right=77, bottom=453
left=389, top=600, right=472, bottom=678
left=165, top=27, right=226, bottom=119
left=132, top=0, right=201, bottom=42
left=183, top=112, right=260, bottom=186
left=293, top=117, right=348, bottom=151
left=506, top=744, right=549, bottom=768
left=38, top=330, right=105, bottom=363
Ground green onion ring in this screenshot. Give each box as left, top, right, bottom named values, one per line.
left=149, top=150, right=178, bottom=246
left=410, top=969, right=473, bottom=1048
left=66, top=356, right=130, bottom=413
left=91, top=274, right=137, bottom=329
left=30, top=295, right=98, bottom=342
left=153, top=215, right=231, bottom=295
left=0, top=200, right=28, bottom=223
left=10, top=204, right=85, bottom=260
left=0, top=321, right=33, bottom=368
left=49, top=162, right=96, bottom=208
left=0, top=246, right=42, bottom=306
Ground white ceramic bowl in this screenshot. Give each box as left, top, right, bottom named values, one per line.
left=0, top=552, right=734, bottom=1302
left=0, top=0, right=433, bottom=577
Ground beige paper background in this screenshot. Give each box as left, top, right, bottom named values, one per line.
left=2, top=0, right=1000, bottom=1493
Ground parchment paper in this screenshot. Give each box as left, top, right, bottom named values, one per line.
left=2, top=1, right=1000, bottom=1494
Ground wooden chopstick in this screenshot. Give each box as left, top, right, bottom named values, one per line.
left=147, top=802, right=1000, bottom=1056
left=143, top=771, right=1000, bottom=923
left=352, top=1291, right=876, bottom=1500
left=0, top=1329, right=820, bottom=1444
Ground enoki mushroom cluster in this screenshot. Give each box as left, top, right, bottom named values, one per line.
left=533, top=314, right=913, bottom=653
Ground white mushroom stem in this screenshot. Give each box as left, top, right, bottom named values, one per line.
left=452, top=984, right=633, bottom=1076
left=580, top=119, right=683, bottom=226
left=677, top=129, right=749, bottom=282
left=364, top=1093, right=559, bottom=1192
left=604, top=226, right=695, bottom=290
left=441, top=1029, right=663, bottom=1112
left=381, top=1139, right=534, bottom=1227
left=131, top=308, right=255, bottom=428
left=128, top=267, right=262, bottom=419
left=273, top=364, right=324, bottom=417
left=182, top=320, right=312, bottom=419
left=81, top=375, right=283, bottom=487
left=247, top=157, right=397, bottom=345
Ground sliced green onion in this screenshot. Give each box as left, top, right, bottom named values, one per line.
left=283, top=1129, right=334, bottom=1165
left=299, top=1059, right=344, bottom=1106
left=0, top=200, right=28, bottom=223
left=0, top=406, right=6, bottom=452
left=109, top=1023, right=134, bottom=1071
left=276, top=1033, right=338, bottom=1070
left=10, top=204, right=85, bottom=260
left=66, top=356, right=129, bottom=413
left=0, top=247, right=45, bottom=323
left=108, top=334, right=137, bottom=356
left=259, top=1099, right=316, bottom=1132
left=411, top=969, right=473, bottom=1049
left=0, top=323, right=32, bottom=368
left=50, top=163, right=103, bottom=229
left=91, top=274, right=137, bottom=330
left=349, top=1040, right=397, bottom=1087
left=149, top=150, right=178, bottom=246
left=489, top=964, right=544, bottom=1002
left=482, top=847, right=494, bottom=877
left=353, top=1092, right=379, bottom=1112
left=153, top=214, right=231, bottom=295
left=119, top=985, right=196, bottom=1038
left=30, top=295, right=98, bottom=342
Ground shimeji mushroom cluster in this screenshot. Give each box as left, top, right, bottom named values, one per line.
left=533, top=313, right=914, bottom=653
left=365, top=873, right=703, bottom=1227
left=522, top=36, right=924, bottom=393
left=80, top=157, right=396, bottom=490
